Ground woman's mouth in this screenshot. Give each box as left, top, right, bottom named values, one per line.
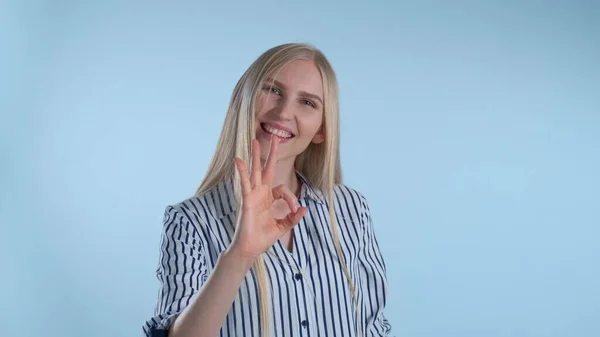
left=260, top=123, right=295, bottom=139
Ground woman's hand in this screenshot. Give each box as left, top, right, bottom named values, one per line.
left=229, top=137, right=308, bottom=261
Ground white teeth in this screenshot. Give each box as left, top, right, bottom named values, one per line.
left=263, top=124, right=292, bottom=138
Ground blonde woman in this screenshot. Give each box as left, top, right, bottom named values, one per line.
left=143, top=43, right=391, bottom=337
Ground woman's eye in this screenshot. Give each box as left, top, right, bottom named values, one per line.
left=302, top=100, right=315, bottom=108
left=264, top=86, right=281, bottom=95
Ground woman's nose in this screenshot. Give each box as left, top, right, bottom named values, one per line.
left=274, top=100, right=294, bottom=120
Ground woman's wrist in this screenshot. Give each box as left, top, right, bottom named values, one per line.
left=222, top=245, right=257, bottom=273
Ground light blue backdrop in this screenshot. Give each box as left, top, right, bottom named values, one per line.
left=2, top=1, right=598, bottom=336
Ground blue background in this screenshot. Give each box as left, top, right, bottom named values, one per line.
left=2, top=1, right=599, bottom=336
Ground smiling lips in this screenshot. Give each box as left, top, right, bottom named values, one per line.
left=260, top=123, right=295, bottom=141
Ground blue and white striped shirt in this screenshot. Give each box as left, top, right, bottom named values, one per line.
left=143, top=172, right=391, bottom=336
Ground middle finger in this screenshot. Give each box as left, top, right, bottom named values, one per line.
left=263, top=135, right=279, bottom=185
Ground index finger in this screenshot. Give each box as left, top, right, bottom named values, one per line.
left=262, top=135, right=280, bottom=185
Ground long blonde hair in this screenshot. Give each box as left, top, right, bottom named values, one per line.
left=196, top=43, right=361, bottom=337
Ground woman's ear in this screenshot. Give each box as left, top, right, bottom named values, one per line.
left=311, top=127, right=325, bottom=144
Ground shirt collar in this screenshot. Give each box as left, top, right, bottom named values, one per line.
left=295, top=170, right=326, bottom=205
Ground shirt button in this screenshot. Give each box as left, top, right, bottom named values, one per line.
left=294, top=273, right=302, bottom=280
left=301, top=320, right=308, bottom=328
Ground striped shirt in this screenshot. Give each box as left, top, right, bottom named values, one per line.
left=143, top=172, right=391, bottom=336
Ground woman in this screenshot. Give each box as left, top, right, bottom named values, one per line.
left=143, top=43, right=391, bottom=337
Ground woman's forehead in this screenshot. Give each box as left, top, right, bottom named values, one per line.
left=266, top=60, right=323, bottom=95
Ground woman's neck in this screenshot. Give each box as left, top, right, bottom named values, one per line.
left=271, top=158, right=301, bottom=196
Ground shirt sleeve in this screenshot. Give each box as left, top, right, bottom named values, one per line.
left=142, top=205, right=210, bottom=336
left=358, top=194, right=392, bottom=336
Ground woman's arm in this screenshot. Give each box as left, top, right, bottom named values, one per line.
left=144, top=138, right=305, bottom=337
left=168, top=246, right=255, bottom=337
left=358, top=193, right=392, bottom=336
left=142, top=205, right=257, bottom=337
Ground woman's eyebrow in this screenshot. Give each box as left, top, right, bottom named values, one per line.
left=264, top=77, right=323, bottom=104
left=264, top=78, right=286, bottom=88
left=300, top=91, right=323, bottom=105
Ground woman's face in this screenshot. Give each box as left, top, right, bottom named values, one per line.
left=255, top=59, right=325, bottom=162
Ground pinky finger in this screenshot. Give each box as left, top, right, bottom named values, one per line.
left=234, top=157, right=251, bottom=196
